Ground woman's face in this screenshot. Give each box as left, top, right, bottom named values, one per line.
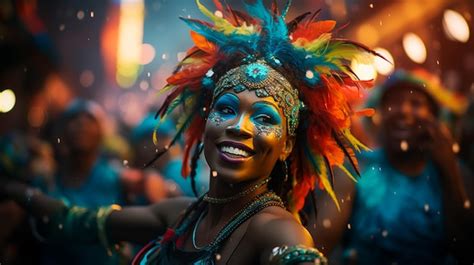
left=203, top=89, right=293, bottom=184
left=64, top=113, right=102, bottom=153
left=380, top=87, right=436, bottom=153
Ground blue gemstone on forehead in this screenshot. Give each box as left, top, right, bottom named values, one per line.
left=245, top=63, right=269, bottom=82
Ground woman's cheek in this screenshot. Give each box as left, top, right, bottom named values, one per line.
left=208, top=111, right=226, bottom=127
left=255, top=123, right=283, bottom=140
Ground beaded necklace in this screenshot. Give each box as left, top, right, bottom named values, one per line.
left=194, top=191, right=283, bottom=251
left=133, top=191, right=284, bottom=265
left=203, top=177, right=271, bottom=204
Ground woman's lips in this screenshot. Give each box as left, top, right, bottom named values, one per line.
left=216, top=141, right=255, bottom=164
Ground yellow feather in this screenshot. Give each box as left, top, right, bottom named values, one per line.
left=180, top=57, right=202, bottom=65
left=326, top=43, right=374, bottom=65
left=342, top=129, right=370, bottom=152
left=152, top=127, right=159, bottom=146
left=157, top=85, right=175, bottom=96
left=196, top=0, right=256, bottom=35
left=315, top=156, right=341, bottom=211
left=337, top=164, right=358, bottom=183
left=299, top=33, right=332, bottom=53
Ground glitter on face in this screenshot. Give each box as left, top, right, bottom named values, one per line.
left=208, top=111, right=225, bottom=127
left=256, top=124, right=282, bottom=139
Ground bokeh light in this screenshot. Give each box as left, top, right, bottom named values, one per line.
left=351, top=60, right=377, bottom=81
left=0, top=89, right=16, bottom=113
left=116, top=0, right=145, bottom=88
left=403, top=33, right=427, bottom=64
left=79, top=70, right=95, bottom=87
left=373, top=48, right=395, bottom=75
left=443, top=10, right=470, bottom=43
left=356, top=24, right=380, bottom=47
left=140, top=43, right=156, bottom=65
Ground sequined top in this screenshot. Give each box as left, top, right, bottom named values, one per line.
left=132, top=192, right=285, bottom=265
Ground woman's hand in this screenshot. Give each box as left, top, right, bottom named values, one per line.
left=418, top=117, right=467, bottom=200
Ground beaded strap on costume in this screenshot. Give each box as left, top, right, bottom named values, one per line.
left=30, top=204, right=122, bottom=254
left=206, top=191, right=284, bottom=252
left=269, top=245, right=328, bottom=265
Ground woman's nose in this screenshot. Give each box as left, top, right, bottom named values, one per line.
left=226, top=114, right=252, bottom=138
left=401, top=101, right=410, bottom=113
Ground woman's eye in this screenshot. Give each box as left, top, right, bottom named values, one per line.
left=255, top=115, right=273, bottom=124
left=219, top=106, right=235, bottom=115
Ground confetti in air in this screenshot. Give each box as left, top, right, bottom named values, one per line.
left=400, top=140, right=409, bottom=151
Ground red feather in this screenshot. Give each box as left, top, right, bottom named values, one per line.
left=292, top=20, right=336, bottom=42
left=181, top=116, right=206, bottom=177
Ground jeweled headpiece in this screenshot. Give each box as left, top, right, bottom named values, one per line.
left=213, top=61, right=300, bottom=136
left=151, top=0, right=380, bottom=213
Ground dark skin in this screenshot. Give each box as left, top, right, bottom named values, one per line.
left=183, top=89, right=312, bottom=264
left=55, top=113, right=102, bottom=188
left=311, top=86, right=472, bottom=260
left=1, top=89, right=315, bottom=265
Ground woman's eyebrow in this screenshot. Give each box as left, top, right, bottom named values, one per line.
left=252, top=101, right=279, bottom=111
left=252, top=102, right=282, bottom=121
left=216, top=92, right=240, bottom=104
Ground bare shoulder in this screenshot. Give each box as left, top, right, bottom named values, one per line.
left=148, top=196, right=196, bottom=227
left=248, top=206, right=314, bottom=248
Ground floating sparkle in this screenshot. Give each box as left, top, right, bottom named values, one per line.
left=400, top=140, right=409, bottom=151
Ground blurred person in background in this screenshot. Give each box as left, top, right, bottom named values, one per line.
left=0, top=0, right=64, bottom=263
left=311, top=70, right=473, bottom=265
left=0, top=133, right=46, bottom=264
left=31, top=99, right=125, bottom=265
left=130, top=112, right=209, bottom=197
left=123, top=113, right=183, bottom=203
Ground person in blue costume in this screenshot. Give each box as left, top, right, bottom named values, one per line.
left=312, top=70, right=473, bottom=265
left=31, top=99, right=125, bottom=265
left=0, top=1, right=382, bottom=264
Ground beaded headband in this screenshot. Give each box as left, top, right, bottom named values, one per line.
left=213, top=61, right=300, bottom=136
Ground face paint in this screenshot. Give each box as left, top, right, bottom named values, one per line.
left=203, top=90, right=290, bottom=184
left=208, top=93, right=240, bottom=127
left=252, top=102, right=283, bottom=139
left=213, top=61, right=300, bottom=136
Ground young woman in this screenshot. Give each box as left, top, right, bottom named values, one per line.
left=1, top=1, right=378, bottom=264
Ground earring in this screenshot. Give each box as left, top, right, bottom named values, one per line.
left=282, top=160, right=288, bottom=182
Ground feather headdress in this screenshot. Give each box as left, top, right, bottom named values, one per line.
left=149, top=0, right=379, bottom=214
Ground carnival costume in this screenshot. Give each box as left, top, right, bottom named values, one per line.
left=136, top=0, right=377, bottom=263
left=30, top=0, right=379, bottom=264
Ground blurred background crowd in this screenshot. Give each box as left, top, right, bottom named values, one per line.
left=0, top=0, right=473, bottom=264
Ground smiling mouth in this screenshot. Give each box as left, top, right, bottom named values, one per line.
left=220, top=145, right=251, bottom=157
left=217, top=141, right=255, bottom=160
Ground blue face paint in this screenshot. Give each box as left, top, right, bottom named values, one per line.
left=209, top=92, right=284, bottom=139
left=252, top=102, right=283, bottom=139
left=252, top=102, right=282, bottom=125
left=209, top=93, right=239, bottom=126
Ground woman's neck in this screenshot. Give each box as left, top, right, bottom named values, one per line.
left=205, top=177, right=270, bottom=226
left=385, top=148, right=427, bottom=177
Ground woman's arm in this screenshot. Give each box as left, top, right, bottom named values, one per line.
left=106, top=197, right=194, bottom=244
left=0, top=180, right=192, bottom=246
left=248, top=209, right=327, bottom=265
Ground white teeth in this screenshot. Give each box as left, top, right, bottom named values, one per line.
left=220, top=146, right=250, bottom=157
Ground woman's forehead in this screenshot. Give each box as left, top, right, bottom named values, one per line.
left=217, top=89, right=282, bottom=111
